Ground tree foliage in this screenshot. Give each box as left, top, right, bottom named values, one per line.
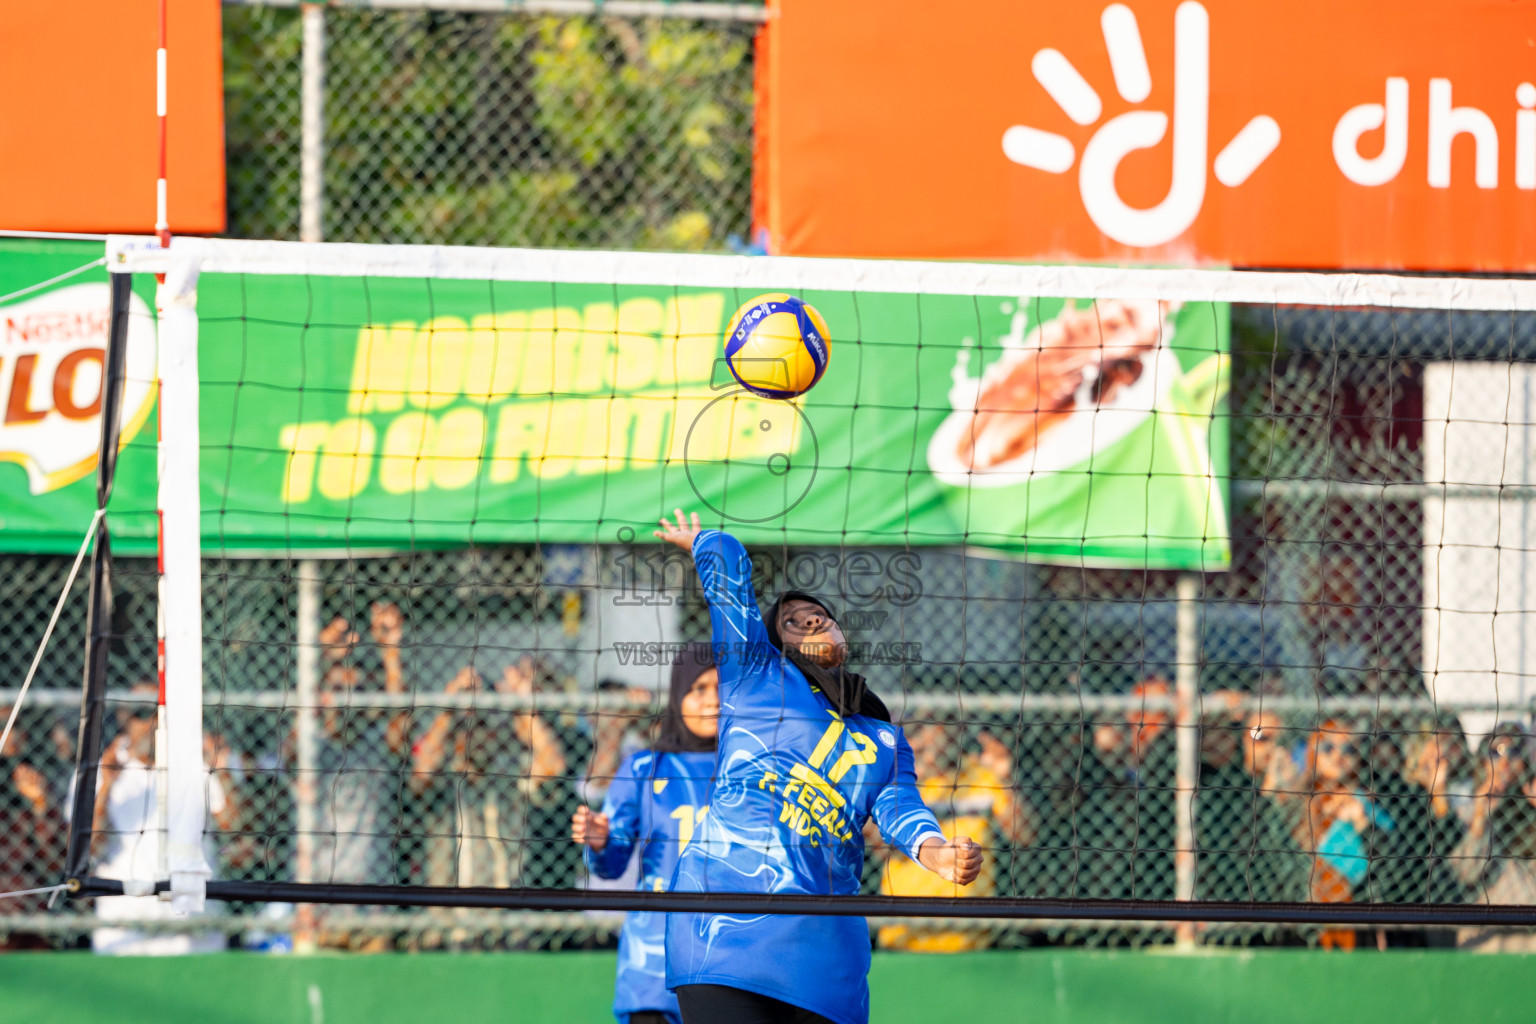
left=223, top=8, right=756, bottom=250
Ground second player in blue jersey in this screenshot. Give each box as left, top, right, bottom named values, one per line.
left=653, top=512, right=983, bottom=1024
left=574, top=643, right=721, bottom=1024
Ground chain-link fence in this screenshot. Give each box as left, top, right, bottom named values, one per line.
left=7, top=307, right=1536, bottom=951
left=223, top=2, right=759, bottom=249
left=5, top=0, right=1535, bottom=955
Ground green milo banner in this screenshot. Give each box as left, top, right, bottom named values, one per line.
left=0, top=238, right=159, bottom=552
left=0, top=239, right=1230, bottom=568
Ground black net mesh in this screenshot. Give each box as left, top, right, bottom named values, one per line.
left=5, top=263, right=1535, bottom=957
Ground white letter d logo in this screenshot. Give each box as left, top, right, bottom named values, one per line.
left=1004, top=2, right=1278, bottom=249
left=1079, top=3, right=1206, bottom=247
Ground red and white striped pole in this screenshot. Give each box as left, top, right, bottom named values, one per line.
left=155, top=0, right=169, bottom=249
left=153, top=0, right=171, bottom=892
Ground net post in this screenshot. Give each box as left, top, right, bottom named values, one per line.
left=156, top=244, right=210, bottom=913
left=1173, top=572, right=1201, bottom=947
left=64, top=269, right=134, bottom=884
left=300, top=2, right=325, bottom=244
left=294, top=560, right=321, bottom=951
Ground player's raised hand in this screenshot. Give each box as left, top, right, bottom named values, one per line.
left=369, top=601, right=404, bottom=649
left=571, top=805, right=611, bottom=851
left=319, top=615, right=358, bottom=664
left=444, top=665, right=481, bottom=695
left=654, top=509, right=703, bottom=552
left=918, top=835, right=983, bottom=886
left=497, top=656, right=538, bottom=697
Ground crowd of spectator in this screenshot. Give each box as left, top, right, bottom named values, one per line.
left=4, top=615, right=1536, bottom=955
left=0, top=702, right=68, bottom=950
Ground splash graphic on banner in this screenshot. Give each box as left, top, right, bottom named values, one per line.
left=927, top=298, right=1226, bottom=564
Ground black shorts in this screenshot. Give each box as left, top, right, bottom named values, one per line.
left=675, top=984, right=836, bottom=1024
left=627, top=1013, right=677, bottom=1024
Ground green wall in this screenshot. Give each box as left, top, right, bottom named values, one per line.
left=1, top=950, right=1530, bottom=1024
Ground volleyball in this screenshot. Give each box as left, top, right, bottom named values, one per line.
left=722, top=293, right=831, bottom=399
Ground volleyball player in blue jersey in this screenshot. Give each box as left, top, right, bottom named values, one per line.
left=573, top=642, right=721, bottom=1024
left=654, top=511, right=983, bottom=1024
left=575, top=643, right=720, bottom=1024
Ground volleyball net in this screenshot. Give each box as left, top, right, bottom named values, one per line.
left=18, top=235, right=1536, bottom=947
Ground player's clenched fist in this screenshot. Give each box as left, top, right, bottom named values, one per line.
left=571, top=805, right=611, bottom=852
left=917, top=835, right=984, bottom=886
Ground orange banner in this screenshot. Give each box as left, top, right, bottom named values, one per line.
left=759, top=0, right=1536, bottom=270
left=0, top=0, right=225, bottom=235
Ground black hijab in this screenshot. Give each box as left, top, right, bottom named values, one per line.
left=653, top=642, right=719, bottom=754
left=765, top=591, right=891, bottom=723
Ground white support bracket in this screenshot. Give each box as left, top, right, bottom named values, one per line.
left=154, top=246, right=211, bottom=915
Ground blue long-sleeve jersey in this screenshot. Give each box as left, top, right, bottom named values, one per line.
left=665, top=530, right=945, bottom=1024
left=587, top=748, right=716, bottom=1023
